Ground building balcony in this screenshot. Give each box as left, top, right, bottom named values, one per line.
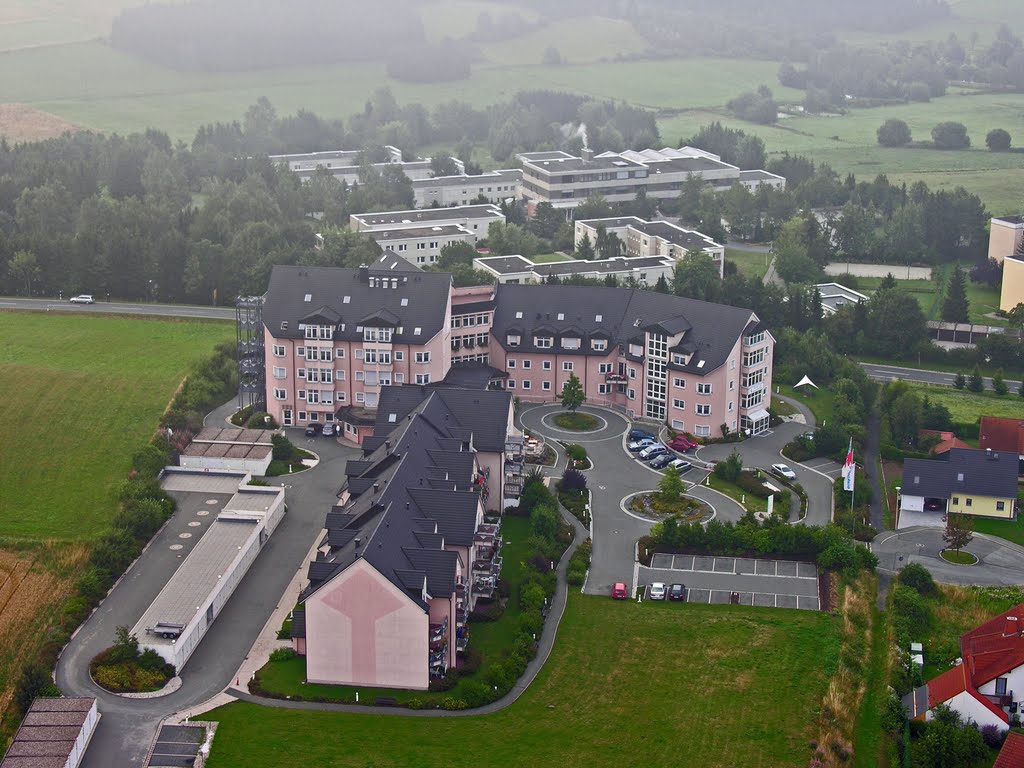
left=428, top=648, right=447, bottom=671
left=456, top=635, right=469, bottom=653
left=605, top=372, right=629, bottom=383
left=429, top=617, right=449, bottom=645
left=504, top=480, right=524, bottom=499
left=455, top=608, right=468, bottom=627
left=740, top=380, right=765, bottom=394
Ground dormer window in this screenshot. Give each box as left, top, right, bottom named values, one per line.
left=745, top=331, right=766, bottom=346
left=561, top=337, right=581, bottom=350
left=672, top=353, right=686, bottom=365
left=535, top=336, right=553, bottom=349
left=507, top=334, right=521, bottom=346
left=592, top=339, right=607, bottom=351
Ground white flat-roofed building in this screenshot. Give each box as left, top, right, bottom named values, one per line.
left=575, top=217, right=725, bottom=277
left=473, top=254, right=676, bottom=286
left=518, top=146, right=784, bottom=210
left=365, top=224, right=475, bottom=266
left=132, top=470, right=285, bottom=671
left=271, top=146, right=464, bottom=185
left=814, top=282, right=869, bottom=315
left=412, top=170, right=522, bottom=207
left=1, top=698, right=98, bottom=768
left=350, top=204, right=504, bottom=241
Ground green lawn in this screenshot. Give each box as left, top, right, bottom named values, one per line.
left=975, top=516, right=1024, bottom=548
left=704, top=473, right=770, bottom=515
left=254, top=516, right=534, bottom=705
left=0, top=312, right=233, bottom=540
left=776, top=384, right=834, bottom=427
left=204, top=595, right=839, bottom=768
left=657, top=91, right=1024, bottom=215
left=726, top=248, right=770, bottom=281
left=905, top=383, right=1024, bottom=424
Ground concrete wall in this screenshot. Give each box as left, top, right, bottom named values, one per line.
left=305, top=559, right=429, bottom=689
left=989, top=218, right=1024, bottom=263
left=179, top=453, right=272, bottom=476
left=413, top=170, right=521, bottom=207
left=1001, top=256, right=1024, bottom=312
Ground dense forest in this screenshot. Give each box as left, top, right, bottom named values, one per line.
left=0, top=91, right=991, bottom=349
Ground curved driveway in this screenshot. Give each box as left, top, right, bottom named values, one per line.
left=518, top=404, right=745, bottom=597
left=873, top=527, right=1024, bottom=586
left=55, top=428, right=361, bottom=767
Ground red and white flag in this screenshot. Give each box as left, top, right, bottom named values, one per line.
left=842, top=438, right=855, bottom=492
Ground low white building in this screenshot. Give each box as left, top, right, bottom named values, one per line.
left=575, top=217, right=725, bottom=277
left=350, top=204, right=504, bottom=241
left=813, top=283, right=869, bottom=315
left=271, top=146, right=463, bottom=185
left=412, top=170, right=521, bottom=207
left=1, top=698, right=99, bottom=768
left=473, top=253, right=675, bottom=286
left=366, top=224, right=475, bottom=266
left=179, top=427, right=275, bottom=476
left=132, top=470, right=285, bottom=671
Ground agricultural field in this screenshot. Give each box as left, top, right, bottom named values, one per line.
left=203, top=595, right=839, bottom=768
left=0, top=312, right=234, bottom=540
left=905, top=382, right=1024, bottom=423
left=0, top=310, right=232, bottom=732
left=657, top=90, right=1024, bottom=216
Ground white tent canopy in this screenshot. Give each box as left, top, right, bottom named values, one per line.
left=794, top=375, right=818, bottom=389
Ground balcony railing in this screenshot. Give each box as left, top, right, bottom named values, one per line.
left=455, top=608, right=467, bottom=627
left=504, top=481, right=524, bottom=499
left=456, top=636, right=469, bottom=653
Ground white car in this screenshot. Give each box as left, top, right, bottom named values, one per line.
left=668, top=459, right=693, bottom=473
left=639, top=444, right=668, bottom=460
left=771, top=463, right=797, bottom=481
left=649, top=582, right=667, bottom=600
left=69, top=294, right=94, bottom=304
left=628, top=438, right=656, bottom=452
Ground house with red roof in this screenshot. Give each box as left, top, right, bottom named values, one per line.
left=978, top=417, right=1024, bottom=477
left=995, top=731, right=1024, bottom=768
left=904, top=604, right=1024, bottom=732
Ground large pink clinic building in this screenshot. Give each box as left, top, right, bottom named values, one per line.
left=261, top=256, right=774, bottom=439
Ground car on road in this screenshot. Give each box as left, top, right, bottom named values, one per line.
left=69, top=294, right=94, bottom=304
left=629, top=428, right=655, bottom=442
left=628, top=438, right=657, bottom=452
left=649, top=582, right=667, bottom=600
left=648, top=453, right=675, bottom=469
left=668, top=459, right=693, bottom=473
left=305, top=423, right=322, bottom=436
left=771, top=463, right=797, bottom=480
left=612, top=582, right=629, bottom=600
left=639, top=444, right=668, bottom=460
left=668, top=583, right=687, bottom=601
left=668, top=435, right=697, bottom=452
left=321, top=422, right=337, bottom=437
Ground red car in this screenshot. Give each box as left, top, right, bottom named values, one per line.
left=611, top=582, right=629, bottom=600
left=668, top=435, right=697, bottom=451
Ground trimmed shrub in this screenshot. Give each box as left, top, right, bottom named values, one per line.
left=269, top=648, right=297, bottom=662
left=898, top=563, right=937, bottom=596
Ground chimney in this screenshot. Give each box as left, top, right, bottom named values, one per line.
left=358, top=264, right=369, bottom=283
left=354, top=537, right=361, bottom=549
left=373, top=481, right=380, bottom=493
left=581, top=147, right=594, bottom=163
left=1003, top=615, right=1020, bottom=637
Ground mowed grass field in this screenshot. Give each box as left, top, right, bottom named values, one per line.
left=203, top=595, right=839, bottom=768
left=0, top=312, right=233, bottom=540
left=906, top=383, right=1024, bottom=423
left=657, top=90, right=1024, bottom=215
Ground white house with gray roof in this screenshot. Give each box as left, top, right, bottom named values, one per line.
left=473, top=253, right=676, bottom=286
left=574, top=216, right=725, bottom=277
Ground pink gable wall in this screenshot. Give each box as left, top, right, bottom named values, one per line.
left=305, top=559, right=429, bottom=690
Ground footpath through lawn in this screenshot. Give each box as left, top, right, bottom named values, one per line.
left=204, top=595, right=838, bottom=768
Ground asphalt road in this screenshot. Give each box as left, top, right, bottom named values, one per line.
left=858, top=362, right=1023, bottom=392
left=55, top=415, right=360, bottom=767
left=873, top=528, right=1024, bottom=587
left=518, top=404, right=747, bottom=599
left=0, top=297, right=235, bottom=321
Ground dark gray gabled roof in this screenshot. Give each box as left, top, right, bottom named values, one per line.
left=262, top=264, right=450, bottom=343
left=374, top=385, right=512, bottom=454
left=492, top=283, right=755, bottom=374
left=904, top=448, right=1019, bottom=499
left=373, top=250, right=422, bottom=272
left=403, top=548, right=458, bottom=596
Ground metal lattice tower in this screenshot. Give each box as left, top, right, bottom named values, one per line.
left=236, top=296, right=265, bottom=411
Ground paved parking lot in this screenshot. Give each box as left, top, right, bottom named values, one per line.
left=147, top=724, right=205, bottom=767
left=643, top=555, right=820, bottom=610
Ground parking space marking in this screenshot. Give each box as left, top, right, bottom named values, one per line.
left=642, top=557, right=818, bottom=580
